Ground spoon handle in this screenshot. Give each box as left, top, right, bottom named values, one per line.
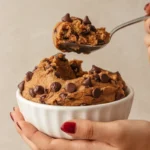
left=110, top=15, right=150, bottom=37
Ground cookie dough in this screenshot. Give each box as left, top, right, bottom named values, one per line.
left=18, top=53, right=127, bottom=106
left=53, top=13, right=110, bottom=53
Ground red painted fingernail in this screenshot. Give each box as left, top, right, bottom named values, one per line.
left=16, top=122, right=22, bottom=130
left=13, top=107, right=15, bottom=111
left=61, top=122, right=76, bottom=134
left=144, top=3, right=150, bottom=10
left=10, top=112, right=14, bottom=122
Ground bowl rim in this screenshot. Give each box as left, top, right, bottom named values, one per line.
left=16, top=85, right=134, bottom=110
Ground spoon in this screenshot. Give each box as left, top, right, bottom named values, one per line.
left=61, top=15, right=150, bottom=54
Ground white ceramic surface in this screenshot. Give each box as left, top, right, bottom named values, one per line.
left=16, top=86, right=134, bottom=139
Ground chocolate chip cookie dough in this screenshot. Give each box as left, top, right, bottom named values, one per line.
left=53, top=13, right=110, bottom=53
left=18, top=53, right=127, bottom=106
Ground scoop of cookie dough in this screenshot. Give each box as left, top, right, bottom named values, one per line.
left=18, top=53, right=127, bottom=106
left=53, top=13, right=110, bottom=53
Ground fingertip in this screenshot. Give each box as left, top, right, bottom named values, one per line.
left=11, top=111, right=24, bottom=124
left=61, top=122, right=76, bottom=134
left=145, top=3, right=150, bottom=15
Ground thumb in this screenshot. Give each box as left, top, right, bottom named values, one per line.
left=61, top=119, right=121, bottom=141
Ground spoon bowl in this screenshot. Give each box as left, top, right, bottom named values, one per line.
left=61, top=15, right=150, bottom=53
left=60, top=42, right=108, bottom=54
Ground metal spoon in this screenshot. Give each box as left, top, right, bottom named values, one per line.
left=61, top=15, right=150, bottom=54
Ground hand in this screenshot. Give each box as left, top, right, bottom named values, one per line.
left=11, top=107, right=150, bottom=150
left=144, top=3, right=150, bottom=58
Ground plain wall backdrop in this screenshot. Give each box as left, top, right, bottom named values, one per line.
left=0, top=0, right=149, bottom=149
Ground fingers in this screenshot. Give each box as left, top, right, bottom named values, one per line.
left=16, top=121, right=55, bottom=150
left=10, top=108, right=116, bottom=150
left=11, top=107, right=39, bottom=150
left=61, top=119, right=119, bottom=142
left=15, top=121, right=95, bottom=150
left=11, top=107, right=24, bottom=122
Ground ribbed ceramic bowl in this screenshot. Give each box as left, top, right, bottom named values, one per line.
left=16, top=86, right=134, bottom=139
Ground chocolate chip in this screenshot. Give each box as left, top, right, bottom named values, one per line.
left=98, top=40, right=105, bottom=45
left=18, top=81, right=25, bottom=92
left=68, top=97, right=75, bottom=101
left=100, top=74, right=110, bottom=83
left=82, top=77, right=92, bottom=87
left=66, top=83, right=77, bottom=93
left=63, top=37, right=69, bottom=40
left=26, top=71, right=33, bottom=81
left=50, top=82, right=61, bottom=92
left=92, top=88, right=101, bottom=98
left=52, top=65, right=57, bottom=70
left=81, top=29, right=90, bottom=35
left=70, top=64, right=79, bottom=73
left=83, top=16, right=91, bottom=25
left=29, top=88, right=36, bottom=97
left=93, top=74, right=101, bottom=82
left=59, top=93, right=68, bottom=100
left=62, top=13, right=72, bottom=22
left=54, top=72, right=61, bottom=78
left=40, top=95, right=46, bottom=104
left=34, top=85, right=44, bottom=95
left=116, top=93, right=124, bottom=100
left=90, top=65, right=101, bottom=73
left=90, top=25, right=96, bottom=32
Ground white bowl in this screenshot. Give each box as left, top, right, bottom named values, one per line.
left=16, top=86, right=134, bottom=139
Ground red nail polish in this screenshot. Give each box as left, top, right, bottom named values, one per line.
left=144, top=3, right=150, bottom=10
left=10, top=112, right=14, bottom=122
left=61, top=122, right=76, bottom=134
left=16, top=122, right=22, bottom=130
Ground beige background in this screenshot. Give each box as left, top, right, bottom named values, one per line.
left=1, top=0, right=150, bottom=149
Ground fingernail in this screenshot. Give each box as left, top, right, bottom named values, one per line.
left=144, top=3, right=150, bottom=10
left=16, top=122, right=22, bottom=130
left=61, top=122, right=76, bottom=134
left=13, top=107, right=15, bottom=111
left=10, top=112, right=14, bottom=122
